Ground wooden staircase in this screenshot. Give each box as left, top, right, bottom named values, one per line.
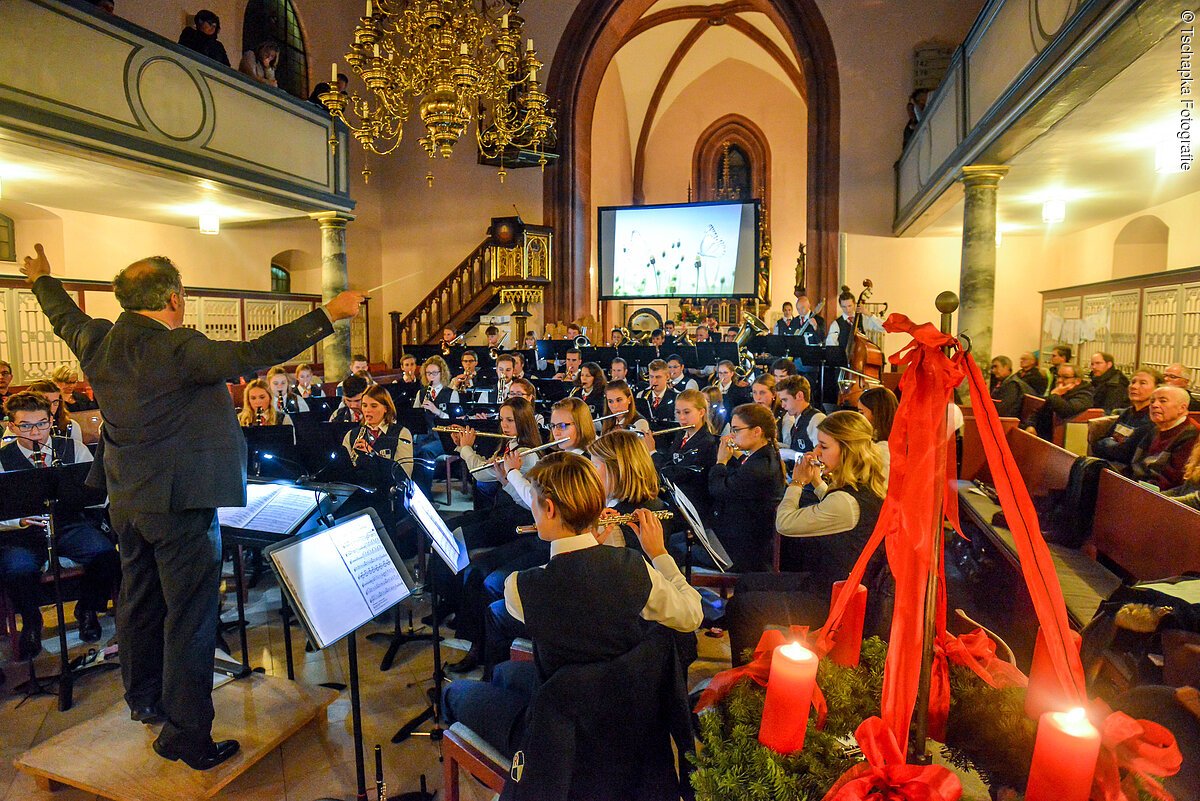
left=389, top=225, right=552, bottom=363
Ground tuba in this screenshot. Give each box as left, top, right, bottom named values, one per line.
left=733, top=311, right=768, bottom=380
left=574, top=334, right=592, bottom=348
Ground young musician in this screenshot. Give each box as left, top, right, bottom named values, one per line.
left=522, top=331, right=548, bottom=375
left=439, top=327, right=458, bottom=349
left=0, top=392, right=119, bottom=656
left=238, top=378, right=292, bottom=426
left=554, top=347, right=582, bottom=382
left=293, top=363, right=323, bottom=398
left=412, top=356, right=460, bottom=498
left=484, top=325, right=504, bottom=353
left=329, top=374, right=369, bottom=423
left=602, top=380, right=651, bottom=439
left=336, top=354, right=371, bottom=395
left=442, top=452, right=702, bottom=757
left=636, top=359, right=678, bottom=432
left=778, top=375, right=825, bottom=461
left=266, top=366, right=309, bottom=415
left=610, top=327, right=626, bottom=347
left=570, top=362, right=606, bottom=416
left=494, top=354, right=515, bottom=403
left=773, top=302, right=797, bottom=336
left=703, top=385, right=728, bottom=435
left=450, top=350, right=483, bottom=398
left=388, top=353, right=423, bottom=410
left=26, top=379, right=86, bottom=447
left=751, top=374, right=782, bottom=431
left=707, top=403, right=786, bottom=572
left=590, top=429, right=674, bottom=555
left=714, top=359, right=752, bottom=420
left=694, top=325, right=710, bottom=343
left=0, top=360, right=14, bottom=407
left=666, top=355, right=698, bottom=393
left=825, top=287, right=885, bottom=348
left=610, top=357, right=633, bottom=388
left=52, top=365, right=99, bottom=412
left=506, top=378, right=544, bottom=428
left=855, top=386, right=897, bottom=477
left=654, top=388, right=718, bottom=521
left=771, top=358, right=799, bottom=382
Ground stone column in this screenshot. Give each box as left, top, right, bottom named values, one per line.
left=311, top=212, right=355, bottom=379
left=958, top=166, right=1008, bottom=371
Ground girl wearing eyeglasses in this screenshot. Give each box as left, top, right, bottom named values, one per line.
left=27, top=379, right=86, bottom=448
left=706, top=402, right=785, bottom=572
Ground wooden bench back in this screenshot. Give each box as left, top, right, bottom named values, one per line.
left=959, top=412, right=1019, bottom=482
left=1005, top=426, right=1077, bottom=498
left=1092, top=469, right=1200, bottom=581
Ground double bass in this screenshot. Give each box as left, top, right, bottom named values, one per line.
left=836, top=279, right=886, bottom=407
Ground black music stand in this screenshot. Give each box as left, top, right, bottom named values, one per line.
left=0, top=462, right=118, bottom=711
left=242, top=425, right=297, bottom=477
left=265, top=509, right=415, bottom=801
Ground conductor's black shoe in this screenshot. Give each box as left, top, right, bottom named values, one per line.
left=18, top=618, right=42, bottom=661
left=130, top=704, right=167, bottom=725
left=77, top=610, right=102, bottom=643
left=152, top=737, right=240, bottom=771
left=446, top=646, right=482, bottom=674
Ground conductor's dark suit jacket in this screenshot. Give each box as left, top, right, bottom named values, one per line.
left=33, top=276, right=333, bottom=513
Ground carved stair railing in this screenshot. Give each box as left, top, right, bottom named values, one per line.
left=389, top=225, right=552, bottom=364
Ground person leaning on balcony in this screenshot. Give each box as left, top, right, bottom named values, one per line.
left=240, top=40, right=279, bottom=88
left=178, top=10, right=229, bottom=68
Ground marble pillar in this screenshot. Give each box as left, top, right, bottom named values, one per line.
left=958, top=166, right=1008, bottom=372
left=312, top=212, right=354, bottom=379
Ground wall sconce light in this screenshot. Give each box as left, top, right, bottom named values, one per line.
left=198, top=213, right=220, bottom=235
left=1041, top=199, right=1066, bottom=225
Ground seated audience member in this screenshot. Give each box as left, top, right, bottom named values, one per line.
left=590, top=430, right=675, bottom=555
left=654, top=389, right=718, bottom=522
left=51, top=365, right=98, bottom=412
left=1093, top=368, right=1160, bottom=466
left=569, top=362, right=606, bottom=416
left=329, top=374, right=369, bottom=423
left=603, top=380, right=651, bottom=439
left=707, top=403, right=786, bottom=572
left=442, top=452, right=702, bottom=758
left=178, top=9, right=229, bottom=67
left=1089, top=352, right=1130, bottom=414
left=238, top=378, right=292, bottom=426
left=778, top=375, right=825, bottom=461
left=293, top=363, right=323, bottom=398
left=1128, top=386, right=1199, bottom=491
left=411, top=356, right=459, bottom=499
left=26, top=380, right=86, bottom=447
left=771, top=358, right=798, bottom=382
left=1164, top=363, right=1200, bottom=411
left=1163, top=441, right=1200, bottom=510
left=773, top=302, right=797, bottom=336
left=856, top=386, right=898, bottom=477
left=239, top=40, right=279, bottom=87
left=0, top=360, right=14, bottom=406
left=1016, top=352, right=1049, bottom=397
left=1023, top=364, right=1094, bottom=439
left=1048, top=345, right=1072, bottom=386
left=0, top=392, right=119, bottom=657
left=637, top=360, right=678, bottom=431
left=989, top=356, right=1034, bottom=418
left=666, top=355, right=698, bottom=393
left=266, top=366, right=309, bottom=415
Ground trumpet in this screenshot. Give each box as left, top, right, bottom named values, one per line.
left=515, top=508, right=674, bottom=534
left=467, top=437, right=570, bottom=474
left=431, top=426, right=511, bottom=439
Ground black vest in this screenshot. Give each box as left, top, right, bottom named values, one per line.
left=349, top=425, right=405, bottom=488
left=420, top=385, right=455, bottom=423
left=789, top=406, right=821, bottom=453
left=800, top=483, right=884, bottom=591
left=518, top=545, right=652, bottom=681
left=833, top=316, right=854, bottom=350
left=0, top=436, right=76, bottom=471
left=277, top=391, right=305, bottom=416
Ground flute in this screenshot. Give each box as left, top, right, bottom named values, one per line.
left=515, top=508, right=674, bottom=534
left=467, top=436, right=570, bottom=474
left=633, top=424, right=695, bottom=437
left=431, top=426, right=510, bottom=439
left=593, top=411, right=624, bottom=423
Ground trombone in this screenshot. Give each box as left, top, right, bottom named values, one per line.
left=431, top=426, right=511, bottom=439
left=440, top=333, right=466, bottom=356
left=515, top=508, right=674, bottom=534
left=488, top=331, right=509, bottom=360
left=467, top=437, right=570, bottom=474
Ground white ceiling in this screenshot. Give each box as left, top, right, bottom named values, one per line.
left=919, top=26, right=1200, bottom=238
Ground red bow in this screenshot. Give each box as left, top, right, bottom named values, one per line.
left=822, top=717, right=962, bottom=801
left=1092, top=710, right=1182, bottom=801
left=695, top=627, right=828, bottom=728
left=925, top=629, right=1028, bottom=742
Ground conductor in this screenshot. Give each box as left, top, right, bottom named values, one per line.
left=21, top=244, right=366, bottom=770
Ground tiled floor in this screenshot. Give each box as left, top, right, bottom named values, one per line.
left=0, top=489, right=731, bottom=801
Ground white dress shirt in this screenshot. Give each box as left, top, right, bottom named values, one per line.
left=825, top=314, right=885, bottom=345
left=775, top=479, right=861, bottom=538
left=1, top=438, right=93, bottom=529
left=505, top=446, right=585, bottom=509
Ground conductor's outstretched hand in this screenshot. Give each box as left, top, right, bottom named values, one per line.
left=325, top=291, right=368, bottom=322
left=21, top=243, right=51, bottom=284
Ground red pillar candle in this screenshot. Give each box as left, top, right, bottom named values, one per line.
left=758, top=641, right=819, bottom=754
left=1025, top=707, right=1101, bottom=801
left=827, top=581, right=868, bottom=667
left=1025, top=627, right=1083, bottom=720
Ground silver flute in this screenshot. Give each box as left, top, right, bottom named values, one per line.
left=467, top=437, right=571, bottom=474
left=515, top=508, right=674, bottom=534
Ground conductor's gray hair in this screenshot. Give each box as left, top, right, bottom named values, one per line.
left=113, top=256, right=183, bottom=312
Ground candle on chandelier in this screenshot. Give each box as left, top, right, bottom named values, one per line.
left=526, top=38, right=534, bottom=52
left=758, top=642, right=818, bottom=754
left=827, top=582, right=867, bottom=667
left=1025, top=627, right=1083, bottom=720
left=501, top=13, right=509, bottom=28
left=373, top=43, right=380, bottom=58
left=332, top=62, right=338, bottom=83
left=1025, top=707, right=1101, bottom=801
left=365, top=0, right=372, bottom=16
left=460, top=43, right=469, bottom=56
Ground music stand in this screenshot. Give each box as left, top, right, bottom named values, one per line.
left=0, top=462, right=117, bottom=711
left=662, top=477, right=732, bottom=580
left=242, top=425, right=297, bottom=477
left=265, top=509, right=415, bottom=801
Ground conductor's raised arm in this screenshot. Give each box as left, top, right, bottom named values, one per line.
left=23, top=245, right=113, bottom=361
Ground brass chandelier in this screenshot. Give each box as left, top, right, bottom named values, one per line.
left=321, top=0, right=555, bottom=182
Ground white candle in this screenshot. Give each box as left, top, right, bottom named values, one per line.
left=332, top=62, right=338, bottom=83
left=501, top=13, right=508, bottom=28
left=373, top=43, right=380, bottom=58
left=365, top=0, right=372, bottom=16
left=460, top=43, right=469, bottom=55
left=526, top=38, right=534, bottom=52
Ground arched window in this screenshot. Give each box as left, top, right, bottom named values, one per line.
left=271, top=263, right=291, bottom=293
left=0, top=214, right=14, bottom=262
left=716, top=144, right=753, bottom=200
left=693, top=115, right=770, bottom=204
left=242, top=0, right=308, bottom=98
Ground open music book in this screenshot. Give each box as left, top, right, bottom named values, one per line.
left=266, top=510, right=413, bottom=650
left=218, top=483, right=324, bottom=535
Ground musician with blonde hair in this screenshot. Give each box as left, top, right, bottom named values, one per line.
left=237, top=378, right=291, bottom=427
left=589, top=430, right=672, bottom=554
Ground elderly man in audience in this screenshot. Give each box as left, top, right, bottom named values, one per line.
left=1163, top=363, right=1200, bottom=412
left=1163, top=440, right=1200, bottom=510
left=1016, top=352, right=1049, bottom=396
left=1093, top=368, right=1161, bottom=467
left=1088, top=351, right=1130, bottom=413
left=1023, top=363, right=1094, bottom=440
left=989, top=355, right=1033, bottom=418
left=1128, top=386, right=1199, bottom=491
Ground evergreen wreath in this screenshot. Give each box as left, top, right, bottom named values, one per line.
left=691, top=637, right=1038, bottom=801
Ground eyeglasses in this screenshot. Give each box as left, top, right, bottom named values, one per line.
left=1164, top=373, right=1184, bottom=381
left=729, top=425, right=752, bottom=433
left=0, top=370, right=12, bottom=376
left=550, top=422, right=575, bottom=431
left=15, top=420, right=51, bottom=432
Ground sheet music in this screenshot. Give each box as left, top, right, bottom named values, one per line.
left=245, top=485, right=322, bottom=535
left=217, top=483, right=278, bottom=529
left=407, top=484, right=469, bottom=573
left=326, top=514, right=410, bottom=616
left=672, top=484, right=732, bottom=571
left=270, top=531, right=371, bottom=649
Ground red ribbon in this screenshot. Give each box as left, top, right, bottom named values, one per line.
left=821, top=717, right=962, bottom=801
left=1092, top=710, right=1182, bottom=801
left=695, top=626, right=828, bottom=728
